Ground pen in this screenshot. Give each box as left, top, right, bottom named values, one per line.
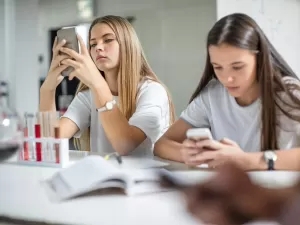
left=104, top=152, right=122, bottom=165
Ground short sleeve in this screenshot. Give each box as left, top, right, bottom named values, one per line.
left=180, top=91, right=210, bottom=128
left=129, top=81, right=170, bottom=143
left=62, top=90, right=91, bottom=138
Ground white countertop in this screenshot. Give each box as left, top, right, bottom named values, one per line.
left=0, top=153, right=299, bottom=225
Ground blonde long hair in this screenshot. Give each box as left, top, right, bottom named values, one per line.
left=74, top=15, right=175, bottom=151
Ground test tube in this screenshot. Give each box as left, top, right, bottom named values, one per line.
left=48, top=111, right=57, bottom=162
left=54, top=111, right=60, bottom=163
left=22, top=113, right=29, bottom=160
left=35, top=113, right=42, bottom=161
left=43, top=111, right=50, bottom=162
left=54, top=126, right=60, bottom=164
left=27, top=113, right=36, bottom=161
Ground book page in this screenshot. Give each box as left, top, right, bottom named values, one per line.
left=43, top=155, right=125, bottom=200
left=123, top=169, right=169, bottom=196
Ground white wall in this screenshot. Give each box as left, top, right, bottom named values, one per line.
left=0, top=0, right=15, bottom=92
left=217, top=0, right=300, bottom=77
left=0, top=0, right=4, bottom=81
left=14, top=0, right=39, bottom=115
left=0, top=0, right=39, bottom=115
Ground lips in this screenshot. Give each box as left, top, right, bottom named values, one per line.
left=226, top=86, right=239, bottom=91
left=96, top=55, right=107, bottom=61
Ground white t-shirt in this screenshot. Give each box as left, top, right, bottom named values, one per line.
left=180, top=79, right=300, bottom=152
left=62, top=79, right=170, bottom=156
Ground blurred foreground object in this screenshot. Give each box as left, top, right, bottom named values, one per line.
left=161, top=163, right=300, bottom=225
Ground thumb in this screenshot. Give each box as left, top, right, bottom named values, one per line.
left=220, top=138, right=239, bottom=147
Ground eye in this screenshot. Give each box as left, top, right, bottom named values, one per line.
left=232, top=66, right=244, bottom=71
left=104, top=39, right=114, bottom=43
left=90, top=43, right=96, bottom=48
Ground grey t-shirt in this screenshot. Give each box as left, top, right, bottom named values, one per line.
left=180, top=79, right=300, bottom=152
left=63, top=79, right=170, bottom=156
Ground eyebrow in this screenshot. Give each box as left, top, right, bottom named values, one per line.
left=211, top=61, right=245, bottom=66
left=90, top=33, right=115, bottom=41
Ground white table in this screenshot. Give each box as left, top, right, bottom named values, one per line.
left=0, top=153, right=299, bottom=225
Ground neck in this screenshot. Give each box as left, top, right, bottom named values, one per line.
left=104, top=69, right=118, bottom=96
left=236, top=82, right=260, bottom=106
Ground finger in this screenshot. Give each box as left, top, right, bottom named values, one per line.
left=52, top=64, right=69, bottom=76
left=192, top=151, right=218, bottom=164
left=182, top=139, right=197, bottom=148
left=61, top=58, right=80, bottom=69
left=68, top=70, right=77, bottom=81
left=220, top=138, right=239, bottom=147
left=186, top=148, right=201, bottom=156
left=60, top=47, right=81, bottom=61
left=50, top=54, right=71, bottom=70
left=53, top=38, right=66, bottom=58
left=207, top=160, right=222, bottom=170
left=52, top=36, right=57, bottom=49
left=77, top=35, right=88, bottom=55
left=180, top=148, right=200, bottom=166
left=196, top=139, right=222, bottom=150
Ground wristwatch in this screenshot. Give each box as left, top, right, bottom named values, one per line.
left=96, top=99, right=116, bottom=113
left=263, top=150, right=278, bottom=170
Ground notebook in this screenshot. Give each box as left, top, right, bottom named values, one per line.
left=42, top=155, right=169, bottom=201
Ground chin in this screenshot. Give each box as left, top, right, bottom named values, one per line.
left=227, top=90, right=243, bottom=98
left=96, top=64, right=110, bottom=71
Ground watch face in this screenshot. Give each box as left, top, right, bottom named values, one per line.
left=106, top=102, right=113, bottom=110
left=265, top=151, right=277, bottom=161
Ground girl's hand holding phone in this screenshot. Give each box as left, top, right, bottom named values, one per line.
left=59, top=35, right=107, bottom=89
left=41, top=38, right=70, bottom=92
left=181, top=128, right=248, bottom=169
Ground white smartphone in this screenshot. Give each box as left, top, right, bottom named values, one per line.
left=57, top=27, right=79, bottom=77
left=186, top=128, right=213, bottom=141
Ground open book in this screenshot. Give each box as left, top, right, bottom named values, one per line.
left=43, top=155, right=169, bottom=201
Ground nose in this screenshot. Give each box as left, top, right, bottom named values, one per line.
left=227, top=76, right=234, bottom=83
left=95, top=43, right=104, bottom=52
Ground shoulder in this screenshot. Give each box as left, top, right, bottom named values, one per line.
left=74, top=89, right=92, bottom=106
left=139, top=78, right=167, bottom=92
left=137, top=78, right=168, bottom=99
left=77, top=89, right=91, bottom=98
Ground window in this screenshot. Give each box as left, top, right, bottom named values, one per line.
left=77, top=0, right=93, bottom=20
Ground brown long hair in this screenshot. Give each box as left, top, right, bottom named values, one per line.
left=75, top=15, right=175, bottom=151
left=190, top=13, right=300, bottom=151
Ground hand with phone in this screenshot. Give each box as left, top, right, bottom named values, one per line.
left=58, top=34, right=112, bottom=105
left=180, top=128, right=248, bottom=169
left=40, top=38, right=70, bottom=92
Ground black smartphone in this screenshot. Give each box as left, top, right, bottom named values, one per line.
left=56, top=27, right=79, bottom=77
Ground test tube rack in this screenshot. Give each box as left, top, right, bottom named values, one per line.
left=18, top=137, right=69, bottom=168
